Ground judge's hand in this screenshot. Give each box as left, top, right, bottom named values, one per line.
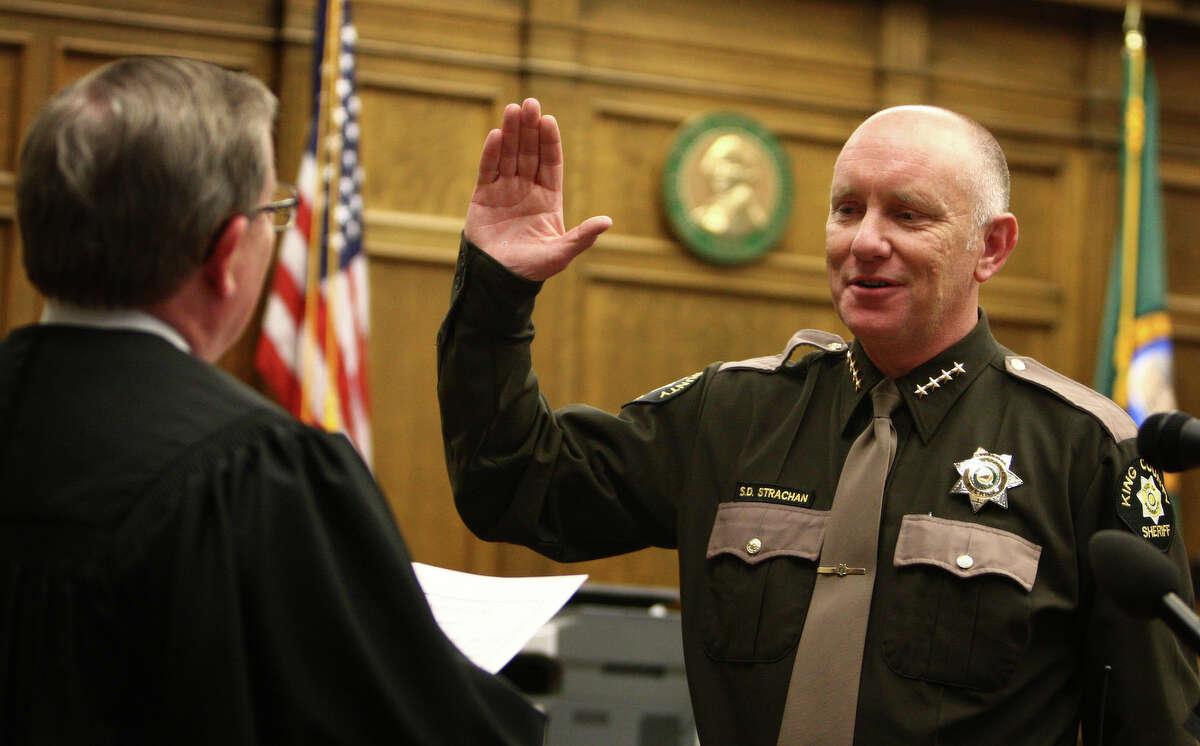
left=465, top=98, right=612, bottom=281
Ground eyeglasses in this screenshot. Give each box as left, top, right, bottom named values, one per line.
left=252, top=182, right=299, bottom=233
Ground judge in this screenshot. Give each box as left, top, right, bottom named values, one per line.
left=0, top=55, right=542, bottom=745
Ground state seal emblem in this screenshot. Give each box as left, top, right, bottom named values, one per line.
left=662, top=112, right=793, bottom=265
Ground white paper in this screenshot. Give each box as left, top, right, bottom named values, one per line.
left=412, top=562, right=587, bottom=674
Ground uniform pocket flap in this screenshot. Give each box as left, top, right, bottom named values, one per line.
left=706, top=501, right=827, bottom=565
left=893, top=514, right=1041, bottom=592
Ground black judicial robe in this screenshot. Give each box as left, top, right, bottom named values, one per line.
left=0, top=324, right=543, bottom=745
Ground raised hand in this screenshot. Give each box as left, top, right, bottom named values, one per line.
left=465, top=98, right=612, bottom=281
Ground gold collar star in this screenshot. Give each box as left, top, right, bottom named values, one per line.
left=846, top=349, right=862, bottom=392
left=951, top=447, right=1023, bottom=513
left=914, top=361, right=966, bottom=398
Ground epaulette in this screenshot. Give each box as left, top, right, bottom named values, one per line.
left=1002, top=355, right=1135, bottom=441
left=718, top=329, right=848, bottom=373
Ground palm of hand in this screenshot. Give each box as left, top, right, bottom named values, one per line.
left=463, top=99, right=610, bottom=281
left=467, top=177, right=567, bottom=267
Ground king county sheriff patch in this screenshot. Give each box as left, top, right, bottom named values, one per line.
left=1116, top=457, right=1174, bottom=552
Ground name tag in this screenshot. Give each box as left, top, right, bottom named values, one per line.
left=735, top=482, right=813, bottom=507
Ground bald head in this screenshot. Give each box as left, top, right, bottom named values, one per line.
left=842, top=106, right=1010, bottom=229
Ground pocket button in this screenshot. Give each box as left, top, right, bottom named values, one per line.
left=956, top=554, right=974, bottom=569
left=746, top=537, right=763, bottom=555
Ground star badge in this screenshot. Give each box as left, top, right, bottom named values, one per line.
left=951, top=447, right=1024, bottom=513
left=1137, top=475, right=1166, bottom=524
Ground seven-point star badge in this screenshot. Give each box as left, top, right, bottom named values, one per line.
left=951, top=447, right=1024, bottom=513
left=1137, top=475, right=1166, bottom=524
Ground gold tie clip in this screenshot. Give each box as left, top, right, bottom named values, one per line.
left=817, top=563, right=867, bottom=577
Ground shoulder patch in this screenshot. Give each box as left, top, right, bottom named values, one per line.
left=1003, top=355, right=1136, bottom=441
left=719, top=329, right=847, bottom=373
left=631, top=371, right=703, bottom=405
left=1116, top=457, right=1174, bottom=552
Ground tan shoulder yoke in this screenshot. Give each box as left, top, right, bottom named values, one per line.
left=1003, top=355, right=1136, bottom=441
left=719, top=329, right=848, bottom=373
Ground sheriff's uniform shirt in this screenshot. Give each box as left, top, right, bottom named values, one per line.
left=438, top=238, right=1200, bottom=746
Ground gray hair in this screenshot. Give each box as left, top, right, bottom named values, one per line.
left=958, top=113, right=1011, bottom=229
left=17, top=55, right=278, bottom=308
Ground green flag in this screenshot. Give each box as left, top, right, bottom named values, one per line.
left=1093, top=14, right=1177, bottom=431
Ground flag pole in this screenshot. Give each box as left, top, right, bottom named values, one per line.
left=1112, top=2, right=1145, bottom=410
left=321, top=0, right=347, bottom=433
left=299, top=0, right=336, bottom=423
left=255, top=0, right=371, bottom=462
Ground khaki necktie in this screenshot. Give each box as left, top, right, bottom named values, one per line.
left=776, top=378, right=902, bottom=746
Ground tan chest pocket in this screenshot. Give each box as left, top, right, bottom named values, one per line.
left=883, top=514, right=1042, bottom=691
left=702, top=502, right=827, bottom=663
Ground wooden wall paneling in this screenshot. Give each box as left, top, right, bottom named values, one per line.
left=1161, top=160, right=1200, bottom=561
left=1164, top=164, right=1200, bottom=524
left=1052, top=147, right=1100, bottom=381
left=0, top=220, right=30, bottom=335
left=586, top=100, right=685, bottom=241
left=333, top=0, right=522, bottom=57
left=580, top=98, right=852, bottom=340
left=1168, top=166, right=1200, bottom=542
left=569, top=0, right=879, bottom=116
left=772, top=121, right=855, bottom=267
left=356, top=74, right=502, bottom=219
left=878, top=0, right=931, bottom=106
left=1076, top=150, right=1121, bottom=379
left=982, top=144, right=1070, bottom=368
left=1172, top=157, right=1200, bottom=536
left=1075, top=18, right=1125, bottom=386
left=0, top=217, right=41, bottom=334
left=1081, top=22, right=1124, bottom=148
left=984, top=134, right=1075, bottom=376
left=1165, top=183, right=1200, bottom=302
left=349, top=67, right=509, bottom=569
left=579, top=0, right=879, bottom=83
left=0, top=0, right=279, bottom=33
left=0, top=32, right=29, bottom=175
left=1148, top=17, right=1200, bottom=159
left=927, top=1, right=1093, bottom=139
left=930, top=1, right=1092, bottom=91
left=54, top=38, right=258, bottom=86
left=581, top=95, right=853, bottom=261
left=0, top=29, right=32, bottom=333
left=368, top=254, right=483, bottom=566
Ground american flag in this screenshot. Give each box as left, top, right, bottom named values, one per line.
left=255, top=0, right=372, bottom=464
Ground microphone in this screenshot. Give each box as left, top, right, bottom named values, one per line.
left=1138, top=411, right=1200, bottom=473
left=1088, top=529, right=1200, bottom=652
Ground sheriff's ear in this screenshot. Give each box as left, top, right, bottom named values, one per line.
left=202, top=215, right=248, bottom=297
left=975, top=213, right=1018, bottom=283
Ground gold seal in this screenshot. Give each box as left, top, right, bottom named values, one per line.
left=684, top=132, right=774, bottom=238
left=662, top=112, right=792, bottom=264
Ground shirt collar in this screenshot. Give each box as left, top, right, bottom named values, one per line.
left=40, top=300, right=192, bottom=354
left=839, top=310, right=1003, bottom=442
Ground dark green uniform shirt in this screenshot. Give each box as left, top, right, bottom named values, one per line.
left=438, top=238, right=1200, bottom=745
